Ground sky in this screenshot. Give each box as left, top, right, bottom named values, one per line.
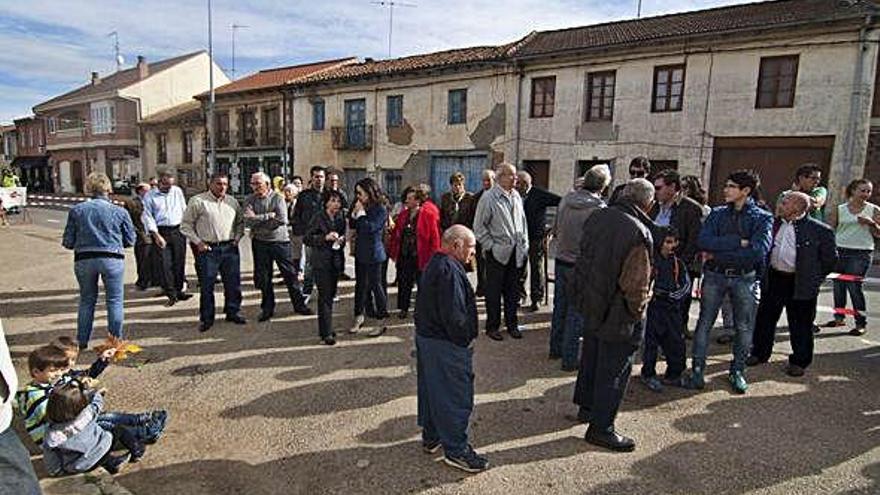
left=0, top=0, right=757, bottom=124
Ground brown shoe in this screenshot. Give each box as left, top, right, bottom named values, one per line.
left=822, top=319, right=846, bottom=328
left=785, top=364, right=805, bottom=377
left=849, top=325, right=867, bottom=336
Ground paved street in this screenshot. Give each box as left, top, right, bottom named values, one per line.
left=1, top=207, right=879, bottom=494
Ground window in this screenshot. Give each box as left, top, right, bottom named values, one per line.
left=90, top=101, right=116, bottom=134
left=652, top=64, right=685, bottom=112
left=756, top=55, right=798, bottom=109
left=262, top=107, right=280, bottom=145
left=586, top=71, right=615, bottom=121
left=238, top=110, right=256, bottom=146
left=215, top=113, right=229, bottom=147
left=182, top=130, right=193, bottom=164
left=312, top=100, right=325, bottom=131
left=530, top=76, right=556, bottom=118
left=387, top=95, right=403, bottom=127
left=448, top=89, right=467, bottom=125
left=384, top=171, right=402, bottom=199
left=47, top=117, right=57, bottom=134
left=157, top=133, right=167, bottom=164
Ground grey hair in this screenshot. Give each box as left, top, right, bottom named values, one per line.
left=86, top=172, right=112, bottom=194
left=251, top=171, right=271, bottom=185
left=482, top=169, right=496, bottom=180
left=619, top=178, right=655, bottom=207
left=442, top=224, right=475, bottom=247
left=517, top=171, right=532, bottom=186
left=582, top=164, right=612, bottom=193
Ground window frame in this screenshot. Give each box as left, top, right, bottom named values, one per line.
left=530, top=76, right=556, bottom=118
left=90, top=100, right=116, bottom=135
left=387, top=95, right=404, bottom=127
left=585, top=71, right=616, bottom=122
left=755, top=55, right=799, bottom=109
left=447, top=89, right=468, bottom=125
left=156, top=133, right=167, bottom=165
left=312, top=100, right=325, bottom=131
left=182, top=130, right=193, bottom=164
left=651, top=64, right=686, bottom=113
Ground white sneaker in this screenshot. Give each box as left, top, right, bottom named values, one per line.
left=349, top=314, right=364, bottom=334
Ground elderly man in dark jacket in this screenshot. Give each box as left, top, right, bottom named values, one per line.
left=415, top=225, right=487, bottom=473
left=570, top=179, right=655, bottom=452
left=516, top=171, right=561, bottom=311
left=748, top=191, right=837, bottom=376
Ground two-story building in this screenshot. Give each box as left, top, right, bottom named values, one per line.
left=10, top=116, right=50, bottom=192
left=286, top=46, right=516, bottom=200
left=139, top=100, right=205, bottom=195
left=33, top=51, right=228, bottom=193
left=194, top=57, right=356, bottom=196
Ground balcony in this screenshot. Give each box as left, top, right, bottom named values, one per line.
left=331, top=124, right=373, bottom=150
left=237, top=129, right=258, bottom=147
left=261, top=128, right=282, bottom=147
left=215, top=130, right=230, bottom=148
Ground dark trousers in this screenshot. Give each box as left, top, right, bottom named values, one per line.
left=0, top=428, right=40, bottom=495
left=157, top=226, right=187, bottom=297
left=574, top=333, right=639, bottom=432
left=396, top=255, right=419, bottom=312
left=134, top=240, right=159, bottom=288
left=642, top=298, right=686, bottom=379
left=485, top=251, right=521, bottom=333
left=194, top=243, right=242, bottom=324
left=314, top=262, right=339, bottom=339
left=518, top=237, right=545, bottom=304
left=416, top=334, right=474, bottom=458
left=475, top=242, right=487, bottom=295
left=354, top=261, right=388, bottom=318
left=752, top=268, right=818, bottom=368
left=252, top=239, right=307, bottom=316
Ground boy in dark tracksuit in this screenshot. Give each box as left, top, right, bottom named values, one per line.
left=641, top=227, right=691, bottom=392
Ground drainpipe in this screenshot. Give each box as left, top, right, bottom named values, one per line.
left=698, top=49, right=714, bottom=184
left=372, top=86, right=379, bottom=175
left=513, top=64, right=524, bottom=167
left=841, top=15, right=873, bottom=191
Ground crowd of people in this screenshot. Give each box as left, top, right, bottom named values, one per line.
left=3, top=156, right=877, bottom=483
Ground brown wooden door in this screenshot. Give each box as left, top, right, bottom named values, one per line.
left=709, top=136, right=834, bottom=206
left=72, top=160, right=84, bottom=193
left=522, top=160, right=550, bottom=190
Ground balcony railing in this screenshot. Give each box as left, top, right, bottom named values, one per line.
left=237, top=129, right=257, bottom=147
left=261, top=128, right=282, bottom=147
left=331, top=124, right=373, bottom=150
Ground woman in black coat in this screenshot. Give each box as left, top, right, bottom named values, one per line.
left=304, top=190, right=347, bottom=345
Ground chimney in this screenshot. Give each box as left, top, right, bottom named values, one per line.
left=137, top=55, right=149, bottom=79
left=91, top=71, right=101, bottom=85
left=364, top=57, right=375, bottom=63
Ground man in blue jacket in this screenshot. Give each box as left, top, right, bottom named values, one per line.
left=748, top=191, right=837, bottom=376
left=687, top=170, right=773, bottom=394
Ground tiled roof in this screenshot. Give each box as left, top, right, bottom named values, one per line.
left=513, top=0, right=878, bottom=58
left=207, top=58, right=358, bottom=97
left=293, top=45, right=513, bottom=86
left=139, top=100, right=202, bottom=126
left=34, top=51, right=205, bottom=110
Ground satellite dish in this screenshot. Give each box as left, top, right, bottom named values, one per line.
left=116, top=54, right=125, bottom=66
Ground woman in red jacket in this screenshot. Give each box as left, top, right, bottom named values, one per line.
left=388, top=183, right=441, bottom=319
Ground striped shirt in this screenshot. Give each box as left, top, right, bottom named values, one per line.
left=15, top=382, right=53, bottom=444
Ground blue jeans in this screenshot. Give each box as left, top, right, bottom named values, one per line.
left=549, top=262, right=584, bottom=368
left=195, top=243, right=242, bottom=324
left=832, top=248, right=872, bottom=326
left=97, top=412, right=156, bottom=443
left=416, top=334, right=473, bottom=457
left=691, top=270, right=759, bottom=373
left=74, top=257, right=125, bottom=347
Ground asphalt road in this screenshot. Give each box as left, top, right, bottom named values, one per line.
left=2, top=207, right=878, bottom=494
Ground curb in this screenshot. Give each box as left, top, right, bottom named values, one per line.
left=41, top=472, right=134, bottom=495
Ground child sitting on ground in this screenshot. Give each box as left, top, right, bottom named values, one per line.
left=43, top=379, right=138, bottom=475
left=641, top=226, right=691, bottom=392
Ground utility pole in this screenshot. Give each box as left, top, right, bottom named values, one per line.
left=371, top=1, right=416, bottom=58
left=108, top=31, right=123, bottom=72
left=231, top=23, right=249, bottom=80
left=207, top=0, right=216, bottom=175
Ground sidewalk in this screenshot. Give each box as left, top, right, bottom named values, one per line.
left=41, top=472, right=134, bottom=495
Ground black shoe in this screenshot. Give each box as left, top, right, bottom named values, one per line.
left=258, top=312, right=273, bottom=322
left=322, top=336, right=337, bottom=346
left=422, top=439, right=442, bottom=454
left=129, top=441, right=147, bottom=463
left=198, top=322, right=213, bottom=333
left=101, top=452, right=131, bottom=474
left=746, top=355, right=767, bottom=367
left=225, top=314, right=247, bottom=325
left=822, top=319, right=846, bottom=328
left=849, top=325, right=867, bottom=336
left=487, top=330, right=504, bottom=341
left=716, top=334, right=733, bottom=345
left=585, top=427, right=635, bottom=452
left=398, top=309, right=409, bottom=320
left=475, top=287, right=485, bottom=298
left=785, top=364, right=805, bottom=377
left=295, top=306, right=314, bottom=316
left=443, top=448, right=489, bottom=473
left=812, top=325, right=821, bottom=334
left=561, top=363, right=578, bottom=372
left=165, top=296, right=178, bottom=307
left=176, top=292, right=193, bottom=301
left=507, top=327, right=523, bottom=339
left=525, top=302, right=539, bottom=312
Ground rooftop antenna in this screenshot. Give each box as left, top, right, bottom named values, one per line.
left=637, top=0, right=642, bottom=18
left=108, top=31, right=124, bottom=71
left=231, top=23, right=249, bottom=79
left=371, top=1, right=416, bottom=58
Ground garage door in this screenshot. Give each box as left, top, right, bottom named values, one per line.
left=429, top=153, right=488, bottom=201
left=709, top=136, right=834, bottom=207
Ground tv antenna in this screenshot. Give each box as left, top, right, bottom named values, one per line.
left=108, top=31, right=124, bottom=71
left=231, top=23, right=249, bottom=79
left=371, top=1, right=416, bottom=58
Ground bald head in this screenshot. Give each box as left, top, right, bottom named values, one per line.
left=442, top=225, right=476, bottom=265
left=781, top=191, right=810, bottom=220
left=496, top=162, right=517, bottom=192
left=516, top=171, right=532, bottom=194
